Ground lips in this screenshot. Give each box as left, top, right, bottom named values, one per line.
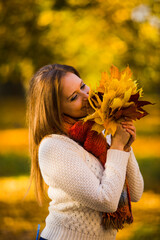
left=81, top=100, right=94, bottom=115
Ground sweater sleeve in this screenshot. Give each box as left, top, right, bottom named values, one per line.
left=126, top=146, right=144, bottom=202
left=38, top=135, right=130, bottom=213
left=105, top=134, right=144, bottom=202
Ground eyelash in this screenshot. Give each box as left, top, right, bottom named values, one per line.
left=81, top=83, right=86, bottom=89
left=70, top=83, right=86, bottom=101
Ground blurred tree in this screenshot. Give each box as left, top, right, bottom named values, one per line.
left=54, top=0, right=68, bottom=9
left=0, top=0, right=159, bottom=96
left=0, top=0, right=61, bottom=95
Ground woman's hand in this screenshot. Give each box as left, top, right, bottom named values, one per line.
left=120, top=117, right=136, bottom=152
left=110, top=124, right=131, bottom=151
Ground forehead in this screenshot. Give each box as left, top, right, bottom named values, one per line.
left=60, top=72, right=82, bottom=97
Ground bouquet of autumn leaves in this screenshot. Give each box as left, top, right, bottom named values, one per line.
left=82, top=65, right=154, bottom=137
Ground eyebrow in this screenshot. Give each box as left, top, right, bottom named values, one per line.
left=67, top=80, right=83, bottom=100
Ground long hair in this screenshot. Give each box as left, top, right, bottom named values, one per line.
left=26, top=63, right=80, bottom=205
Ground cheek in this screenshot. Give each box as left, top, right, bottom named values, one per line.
left=63, top=99, right=82, bottom=113
left=72, top=98, right=82, bottom=111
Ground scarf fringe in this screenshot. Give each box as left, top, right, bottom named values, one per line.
left=101, top=205, right=133, bottom=231
left=101, top=179, right=133, bottom=231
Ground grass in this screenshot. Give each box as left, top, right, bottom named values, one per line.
left=0, top=153, right=30, bottom=177
left=129, top=224, right=160, bottom=240
left=0, top=177, right=159, bottom=240
left=138, top=157, right=160, bottom=193
left=0, top=176, right=48, bottom=240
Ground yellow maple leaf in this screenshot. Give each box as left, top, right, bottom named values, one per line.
left=111, top=97, right=123, bottom=109
left=96, top=72, right=110, bottom=93
left=82, top=65, right=149, bottom=136
left=91, top=123, right=105, bottom=134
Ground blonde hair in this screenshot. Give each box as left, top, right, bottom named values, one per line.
left=26, top=64, right=80, bottom=205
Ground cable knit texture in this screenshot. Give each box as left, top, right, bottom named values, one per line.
left=38, top=134, right=144, bottom=240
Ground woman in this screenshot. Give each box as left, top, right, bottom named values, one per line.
left=27, top=64, right=144, bottom=240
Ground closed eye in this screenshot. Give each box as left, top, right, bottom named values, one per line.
left=71, top=95, right=77, bottom=101
left=70, top=83, right=86, bottom=101
left=81, top=83, right=86, bottom=89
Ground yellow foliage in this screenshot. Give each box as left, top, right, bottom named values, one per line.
left=82, top=65, right=142, bottom=136
left=139, top=22, right=159, bottom=42
left=19, top=59, right=34, bottom=89
left=37, top=10, right=54, bottom=26
left=113, top=9, right=130, bottom=23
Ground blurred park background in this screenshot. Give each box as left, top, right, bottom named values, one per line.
left=0, top=0, right=160, bottom=239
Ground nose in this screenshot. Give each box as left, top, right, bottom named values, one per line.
left=81, top=85, right=90, bottom=100
left=84, top=91, right=89, bottom=97
left=82, top=91, right=89, bottom=100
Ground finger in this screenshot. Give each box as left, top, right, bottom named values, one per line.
left=121, top=120, right=133, bottom=124
left=122, top=124, right=136, bottom=129
left=126, top=128, right=136, bottom=138
left=126, top=133, right=135, bottom=144
left=123, top=121, right=133, bottom=125
left=121, top=122, right=135, bottom=127
left=121, top=123, right=133, bottom=127
left=126, top=136, right=135, bottom=146
left=126, top=128, right=135, bottom=134
left=122, top=125, right=135, bottom=130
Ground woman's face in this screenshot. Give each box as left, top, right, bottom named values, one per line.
left=60, top=72, right=90, bottom=118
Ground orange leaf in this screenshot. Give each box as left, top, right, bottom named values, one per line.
left=110, top=65, right=120, bottom=80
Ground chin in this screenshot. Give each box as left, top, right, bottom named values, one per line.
left=73, top=112, right=87, bottom=119
left=64, top=109, right=88, bottom=119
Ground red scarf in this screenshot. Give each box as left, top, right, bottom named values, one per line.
left=62, top=115, right=133, bottom=230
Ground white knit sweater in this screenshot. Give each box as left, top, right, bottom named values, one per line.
left=38, top=134, right=144, bottom=240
